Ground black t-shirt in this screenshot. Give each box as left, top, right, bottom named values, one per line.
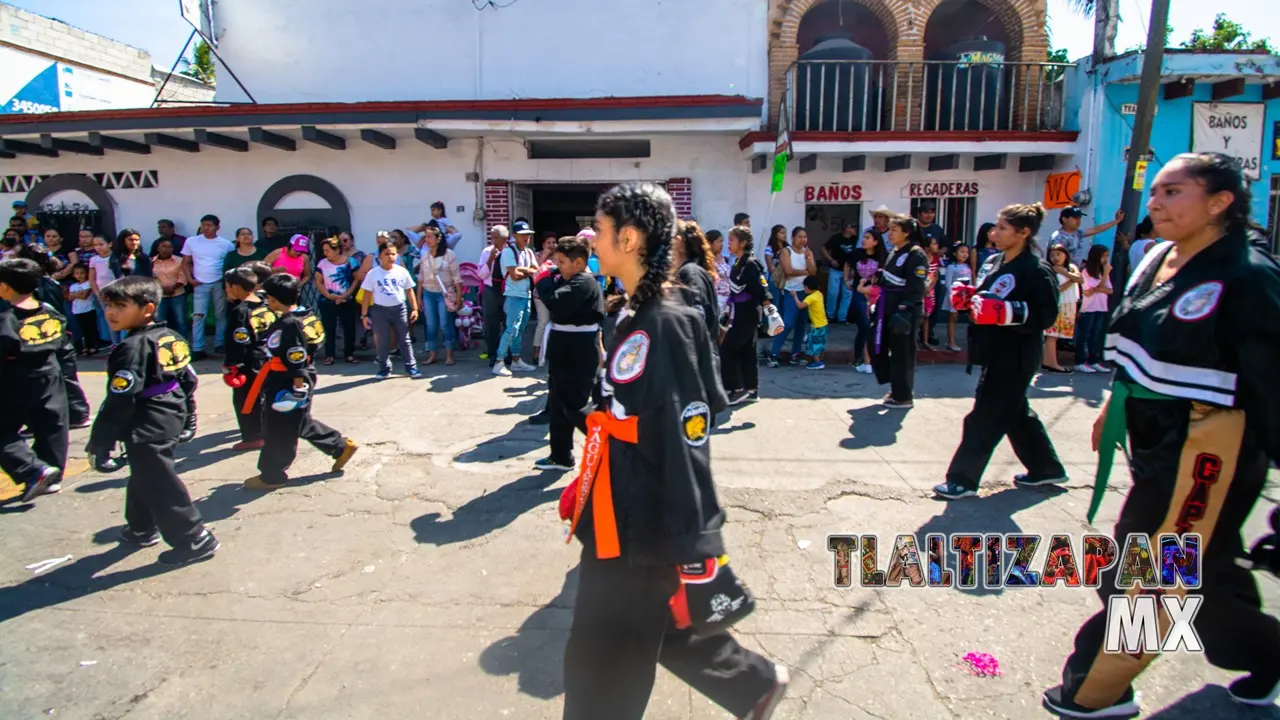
left=921, top=223, right=949, bottom=251
left=259, top=233, right=290, bottom=254
left=826, top=232, right=860, bottom=270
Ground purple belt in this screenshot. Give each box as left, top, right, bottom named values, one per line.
left=729, top=291, right=753, bottom=303
left=139, top=379, right=180, bottom=399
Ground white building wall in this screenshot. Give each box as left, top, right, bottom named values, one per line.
left=212, top=0, right=770, bottom=105
left=0, top=134, right=748, bottom=260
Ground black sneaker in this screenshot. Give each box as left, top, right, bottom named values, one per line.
left=158, top=531, right=220, bottom=565
left=788, top=355, right=804, bottom=366
left=177, top=426, right=196, bottom=444
left=534, top=456, right=575, bottom=472
left=1014, top=473, right=1069, bottom=487
left=727, top=390, right=749, bottom=406
left=932, top=482, right=977, bottom=500
left=883, top=398, right=913, bottom=409
left=527, top=410, right=551, bottom=426
left=21, top=466, right=60, bottom=503
left=1042, top=685, right=1140, bottom=718
left=765, top=356, right=779, bottom=369
left=120, top=526, right=162, bottom=547
left=95, top=453, right=127, bottom=473
left=70, top=417, right=92, bottom=430
left=1228, top=674, right=1280, bottom=706
left=743, top=389, right=760, bottom=403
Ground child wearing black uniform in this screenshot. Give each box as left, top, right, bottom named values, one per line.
left=533, top=235, right=604, bottom=472
left=222, top=267, right=277, bottom=452
left=0, top=258, right=68, bottom=502
left=559, top=182, right=787, bottom=720
left=18, top=244, right=91, bottom=428
left=244, top=274, right=358, bottom=490
left=88, top=276, right=217, bottom=565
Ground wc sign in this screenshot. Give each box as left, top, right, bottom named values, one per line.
left=1192, top=103, right=1264, bottom=180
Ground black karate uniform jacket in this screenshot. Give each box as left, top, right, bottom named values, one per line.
left=675, top=261, right=719, bottom=343
left=225, top=296, right=277, bottom=375
left=89, top=323, right=189, bottom=450
left=966, top=249, right=1060, bottom=372
left=0, top=302, right=71, bottom=482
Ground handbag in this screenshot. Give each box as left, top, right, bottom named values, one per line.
left=427, top=253, right=461, bottom=312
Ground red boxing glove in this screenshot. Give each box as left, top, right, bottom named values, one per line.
left=559, top=477, right=579, bottom=521
left=221, top=366, right=248, bottom=388
left=669, top=557, right=756, bottom=636
left=949, top=281, right=976, bottom=312
left=534, top=260, right=556, bottom=284
left=969, top=293, right=1027, bottom=326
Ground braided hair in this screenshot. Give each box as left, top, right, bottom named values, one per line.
left=596, top=182, right=676, bottom=314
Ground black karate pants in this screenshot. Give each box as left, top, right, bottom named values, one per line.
left=945, top=365, right=1064, bottom=490
left=259, top=398, right=346, bottom=484
left=60, top=352, right=90, bottom=424
left=123, top=439, right=206, bottom=548
left=482, top=285, right=506, bottom=366
left=1058, top=405, right=1280, bottom=711
left=720, top=307, right=759, bottom=393
left=547, top=339, right=593, bottom=464
left=563, top=549, right=778, bottom=720
left=232, top=370, right=262, bottom=443
left=872, top=309, right=919, bottom=402
left=0, top=375, right=69, bottom=486
left=179, top=367, right=198, bottom=433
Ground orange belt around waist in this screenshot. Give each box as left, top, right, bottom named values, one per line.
left=241, top=357, right=288, bottom=414
left=567, top=410, right=639, bottom=559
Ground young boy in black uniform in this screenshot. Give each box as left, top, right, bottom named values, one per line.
left=222, top=267, right=277, bottom=451
left=533, top=235, right=604, bottom=472
left=0, top=258, right=68, bottom=502
left=17, top=244, right=91, bottom=429
left=87, top=276, right=217, bottom=564
left=244, top=274, right=357, bottom=490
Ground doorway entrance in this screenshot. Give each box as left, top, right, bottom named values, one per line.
left=908, top=197, right=977, bottom=249
left=805, top=202, right=863, bottom=247
left=521, top=183, right=614, bottom=238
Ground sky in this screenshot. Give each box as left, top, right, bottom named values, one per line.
left=6, top=0, right=1279, bottom=69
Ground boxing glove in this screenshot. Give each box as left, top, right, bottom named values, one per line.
left=221, top=366, right=248, bottom=388
left=763, top=303, right=785, bottom=337
left=669, top=556, right=756, bottom=636
left=949, top=281, right=976, bottom=312
left=270, top=387, right=310, bottom=413
left=534, top=260, right=557, bottom=285
left=969, top=293, right=1028, bottom=326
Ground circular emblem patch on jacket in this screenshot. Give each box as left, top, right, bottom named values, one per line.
left=110, top=370, right=136, bottom=394
left=609, top=331, right=650, bottom=384
left=914, top=266, right=927, bottom=278
left=990, top=275, right=1016, bottom=299
left=286, top=346, right=306, bottom=364
left=233, top=327, right=251, bottom=344
left=266, top=330, right=283, bottom=349
left=681, top=402, right=711, bottom=447
left=1172, top=281, right=1223, bottom=322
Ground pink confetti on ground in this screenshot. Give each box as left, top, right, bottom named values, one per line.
left=960, top=652, right=1003, bottom=677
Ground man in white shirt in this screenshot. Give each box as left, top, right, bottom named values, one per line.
left=493, top=220, right=539, bottom=376
left=181, top=214, right=235, bottom=358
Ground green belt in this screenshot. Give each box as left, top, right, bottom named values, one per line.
left=1090, top=379, right=1174, bottom=524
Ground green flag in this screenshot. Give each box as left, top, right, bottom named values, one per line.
left=771, top=146, right=789, bottom=194
left=771, top=100, right=791, bottom=194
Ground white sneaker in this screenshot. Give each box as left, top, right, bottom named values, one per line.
left=492, top=364, right=512, bottom=377
left=1075, top=364, right=1097, bottom=373
left=855, top=363, right=873, bottom=374
left=511, top=360, right=537, bottom=373
left=1089, top=363, right=1109, bottom=374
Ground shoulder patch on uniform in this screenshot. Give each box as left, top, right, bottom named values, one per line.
left=109, top=370, right=136, bottom=394
left=609, top=330, right=650, bottom=384
left=990, top=275, right=1016, bottom=299
left=680, top=401, right=711, bottom=447
left=286, top=346, right=306, bottom=364
left=233, top=327, right=251, bottom=344
left=266, top=330, right=283, bottom=349
left=914, top=265, right=927, bottom=278
left=1172, top=281, right=1223, bottom=322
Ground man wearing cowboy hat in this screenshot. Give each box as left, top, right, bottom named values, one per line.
left=868, top=205, right=896, bottom=235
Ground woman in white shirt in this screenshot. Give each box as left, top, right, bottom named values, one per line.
left=417, top=226, right=463, bottom=366
left=767, top=226, right=816, bottom=366
left=359, top=240, right=421, bottom=380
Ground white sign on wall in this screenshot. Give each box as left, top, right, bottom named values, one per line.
left=1192, top=103, right=1264, bottom=181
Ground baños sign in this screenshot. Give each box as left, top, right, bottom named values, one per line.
left=1192, top=103, right=1264, bottom=181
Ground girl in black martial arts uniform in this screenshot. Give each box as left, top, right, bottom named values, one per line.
left=673, top=220, right=721, bottom=343
left=933, top=202, right=1068, bottom=500
left=720, top=226, right=772, bottom=405
left=559, top=182, right=787, bottom=720
left=1044, top=153, right=1280, bottom=717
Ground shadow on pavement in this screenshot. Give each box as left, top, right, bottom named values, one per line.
left=1139, top=685, right=1280, bottom=719
left=0, top=544, right=180, bottom=624
left=411, top=471, right=562, bottom=546
left=479, top=566, right=577, bottom=699
left=840, top=404, right=907, bottom=449
left=454, top=422, right=548, bottom=465
left=913, top=485, right=1067, bottom=598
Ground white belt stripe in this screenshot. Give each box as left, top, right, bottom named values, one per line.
left=882, top=273, right=906, bottom=286
left=1105, top=350, right=1236, bottom=407
left=1104, top=334, right=1237, bottom=393
left=550, top=323, right=599, bottom=332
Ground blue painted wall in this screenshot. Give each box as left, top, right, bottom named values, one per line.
left=1079, top=53, right=1280, bottom=247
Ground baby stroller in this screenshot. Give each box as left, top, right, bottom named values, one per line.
left=455, top=262, right=487, bottom=351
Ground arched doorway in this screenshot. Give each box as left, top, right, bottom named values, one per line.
left=25, top=173, right=117, bottom=240
left=257, top=175, right=352, bottom=307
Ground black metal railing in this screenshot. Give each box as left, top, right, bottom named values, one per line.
left=786, top=59, right=1074, bottom=134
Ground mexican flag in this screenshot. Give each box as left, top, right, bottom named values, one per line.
left=771, top=100, right=790, bottom=193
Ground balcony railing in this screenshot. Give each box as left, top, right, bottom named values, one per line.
left=784, top=59, right=1073, bottom=134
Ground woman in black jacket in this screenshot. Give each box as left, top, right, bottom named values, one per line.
left=110, top=228, right=152, bottom=279
left=720, top=226, right=771, bottom=405
left=934, top=202, right=1066, bottom=500
left=672, top=220, right=720, bottom=343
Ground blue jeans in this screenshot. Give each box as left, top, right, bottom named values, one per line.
left=1075, top=310, right=1108, bottom=365
left=771, top=293, right=807, bottom=357
left=93, top=295, right=124, bottom=345
left=849, top=291, right=871, bottom=361
left=422, top=290, right=456, bottom=351
left=190, top=281, right=227, bottom=352
left=826, top=270, right=852, bottom=321
left=497, top=295, right=530, bottom=361
left=158, top=294, right=189, bottom=339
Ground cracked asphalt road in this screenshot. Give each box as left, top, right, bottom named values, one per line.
left=1, top=359, right=1277, bottom=719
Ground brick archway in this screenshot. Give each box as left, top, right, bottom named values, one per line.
left=916, top=0, right=1047, bottom=63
